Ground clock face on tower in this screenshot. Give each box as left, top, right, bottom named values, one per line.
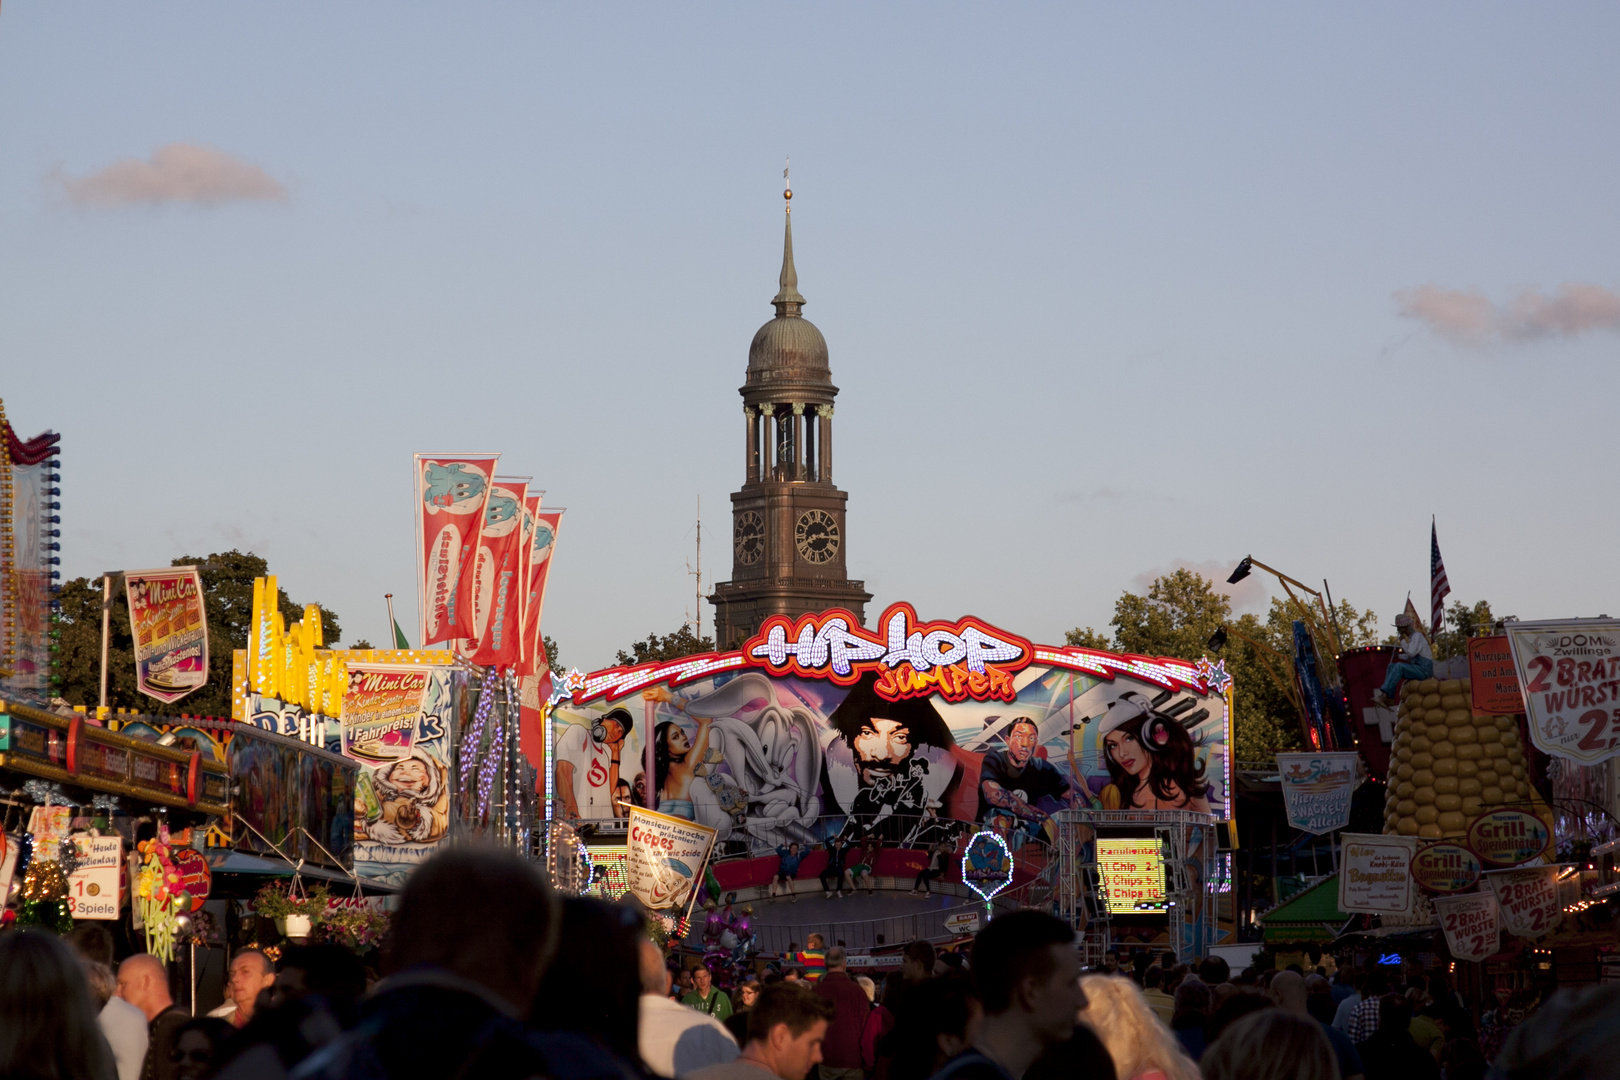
left=795, top=509, right=840, bottom=564
left=734, top=511, right=764, bottom=566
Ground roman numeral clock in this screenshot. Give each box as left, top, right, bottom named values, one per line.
left=709, top=183, right=871, bottom=649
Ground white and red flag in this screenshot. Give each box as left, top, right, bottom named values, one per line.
left=414, top=453, right=499, bottom=647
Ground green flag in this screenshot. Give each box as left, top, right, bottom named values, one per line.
left=392, top=619, right=410, bottom=649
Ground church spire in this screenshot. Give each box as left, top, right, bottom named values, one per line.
left=773, top=164, right=805, bottom=313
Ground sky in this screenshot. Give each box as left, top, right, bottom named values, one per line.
left=3, top=4, right=1618, bottom=673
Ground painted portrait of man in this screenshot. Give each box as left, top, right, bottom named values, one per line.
left=821, top=673, right=960, bottom=846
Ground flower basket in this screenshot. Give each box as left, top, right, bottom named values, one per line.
left=278, top=913, right=314, bottom=939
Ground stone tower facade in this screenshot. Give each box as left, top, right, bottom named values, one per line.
left=709, top=186, right=870, bottom=649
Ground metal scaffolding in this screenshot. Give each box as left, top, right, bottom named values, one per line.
left=1052, top=808, right=1222, bottom=964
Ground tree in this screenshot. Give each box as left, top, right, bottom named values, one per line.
left=1433, top=599, right=1496, bottom=660
left=1066, top=570, right=1380, bottom=765
left=544, top=635, right=561, bottom=671
left=615, top=626, right=715, bottom=667
left=54, top=550, right=342, bottom=718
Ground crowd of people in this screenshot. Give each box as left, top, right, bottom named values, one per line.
left=3, top=846, right=1619, bottom=1080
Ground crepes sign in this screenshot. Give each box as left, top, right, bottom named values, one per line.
left=625, top=806, right=717, bottom=911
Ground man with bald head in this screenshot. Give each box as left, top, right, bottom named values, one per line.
left=117, top=953, right=191, bottom=1080
left=1272, top=970, right=1363, bottom=1080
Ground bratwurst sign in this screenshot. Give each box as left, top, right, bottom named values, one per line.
left=1505, top=619, right=1620, bottom=764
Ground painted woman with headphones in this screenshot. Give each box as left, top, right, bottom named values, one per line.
left=1097, top=693, right=1211, bottom=813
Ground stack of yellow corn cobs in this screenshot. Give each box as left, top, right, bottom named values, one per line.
left=1384, top=677, right=1532, bottom=839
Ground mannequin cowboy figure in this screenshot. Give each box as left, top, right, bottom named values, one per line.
left=1373, top=611, right=1433, bottom=707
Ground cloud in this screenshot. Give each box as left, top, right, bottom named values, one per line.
left=1130, top=558, right=1271, bottom=613
left=52, top=143, right=287, bottom=208
left=1397, top=283, right=1620, bottom=345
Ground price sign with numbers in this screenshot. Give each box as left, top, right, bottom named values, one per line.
left=1505, top=618, right=1620, bottom=764
left=1484, top=865, right=1564, bottom=939
left=1433, top=892, right=1499, bottom=962
left=67, top=834, right=123, bottom=921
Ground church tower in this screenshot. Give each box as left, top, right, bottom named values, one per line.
left=709, top=180, right=871, bottom=649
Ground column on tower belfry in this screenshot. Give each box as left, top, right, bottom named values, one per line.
left=745, top=406, right=758, bottom=483
left=805, top=407, right=818, bottom=482
left=762, top=404, right=777, bottom=479
left=818, top=404, right=834, bottom=483
left=791, top=404, right=805, bottom=481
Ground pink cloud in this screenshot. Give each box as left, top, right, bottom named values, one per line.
left=1397, top=282, right=1620, bottom=345
left=52, top=143, right=287, bottom=208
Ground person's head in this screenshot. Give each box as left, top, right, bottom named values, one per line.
left=902, top=940, right=937, bottom=982
left=740, top=980, right=763, bottom=1009
left=1004, top=718, right=1041, bottom=768
left=1269, top=970, right=1307, bottom=1016
left=1365, top=968, right=1390, bottom=996
left=385, top=846, right=560, bottom=1014
left=693, top=965, right=713, bottom=993
left=1078, top=974, right=1200, bottom=1080
left=169, top=1017, right=236, bottom=1080
left=1441, top=1037, right=1488, bottom=1080
left=1102, top=950, right=1120, bottom=972
left=1200, top=1008, right=1337, bottom=1080
left=79, top=960, right=117, bottom=1008
left=533, top=899, right=646, bottom=1062
left=743, top=983, right=837, bottom=1080
left=806, top=933, right=825, bottom=951
left=856, top=975, right=877, bottom=1002
left=1173, top=977, right=1211, bottom=1021
left=1378, top=992, right=1412, bottom=1033
left=639, top=939, right=671, bottom=996
left=677, top=967, right=696, bottom=990
left=784, top=968, right=802, bottom=983
left=596, top=707, right=632, bottom=745
left=1198, top=955, right=1230, bottom=986
left=654, top=721, right=690, bottom=794
left=117, top=954, right=174, bottom=1020
left=1145, top=966, right=1164, bottom=990
left=828, top=676, right=954, bottom=785
left=0, top=930, right=119, bottom=1080
left=885, top=972, right=980, bottom=1080
left=1207, top=991, right=1275, bottom=1044
left=825, top=946, right=848, bottom=972
left=971, top=911, right=1083, bottom=1045
left=1100, top=705, right=1208, bottom=807
left=65, top=923, right=115, bottom=968
left=266, top=943, right=367, bottom=1016
left=228, top=948, right=276, bottom=1018
left=1395, top=612, right=1414, bottom=639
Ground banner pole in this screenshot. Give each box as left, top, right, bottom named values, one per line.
left=385, top=594, right=397, bottom=649
left=98, top=575, right=111, bottom=710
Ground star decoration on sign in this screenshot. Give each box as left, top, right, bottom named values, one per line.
left=1196, top=656, right=1232, bottom=695
left=561, top=668, right=588, bottom=694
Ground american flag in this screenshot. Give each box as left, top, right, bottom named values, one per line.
left=1431, top=518, right=1451, bottom=642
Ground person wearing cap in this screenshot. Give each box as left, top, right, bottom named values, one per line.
left=1372, top=613, right=1433, bottom=707
left=556, top=706, right=633, bottom=819
left=1097, top=692, right=1211, bottom=813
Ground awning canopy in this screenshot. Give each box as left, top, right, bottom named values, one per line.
left=204, top=851, right=397, bottom=896
left=1260, top=874, right=1351, bottom=943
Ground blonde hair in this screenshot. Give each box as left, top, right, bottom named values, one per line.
left=1077, top=975, right=1201, bottom=1080
left=856, top=975, right=877, bottom=1002
left=1201, top=1009, right=1338, bottom=1080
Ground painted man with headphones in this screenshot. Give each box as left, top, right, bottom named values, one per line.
left=555, top=706, right=634, bottom=820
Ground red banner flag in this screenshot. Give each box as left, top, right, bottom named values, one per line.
left=469, top=478, right=530, bottom=669
left=516, top=509, right=564, bottom=677
left=415, top=453, right=499, bottom=647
